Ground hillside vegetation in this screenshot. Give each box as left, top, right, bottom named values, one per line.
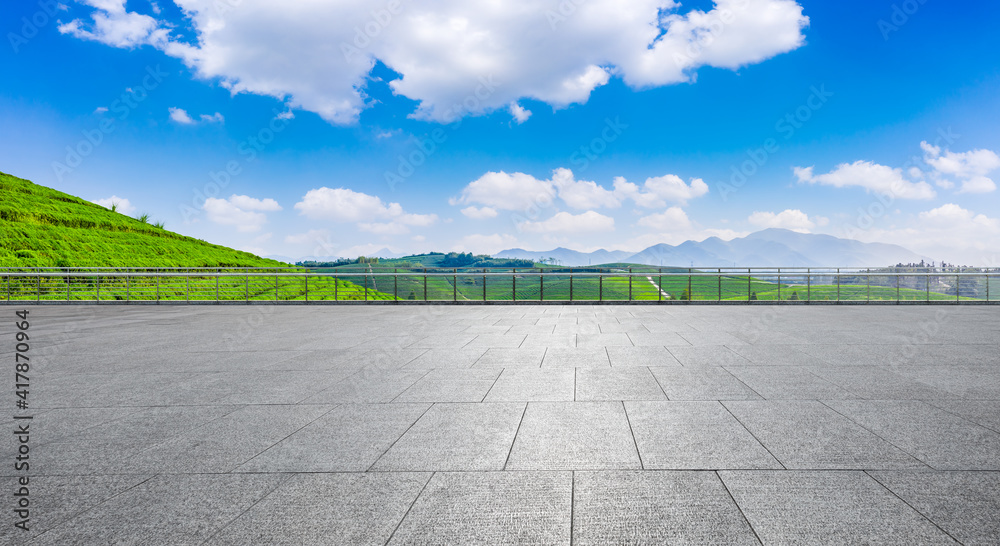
left=0, top=170, right=285, bottom=268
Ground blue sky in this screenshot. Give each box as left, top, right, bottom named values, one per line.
left=3, top=0, right=1000, bottom=264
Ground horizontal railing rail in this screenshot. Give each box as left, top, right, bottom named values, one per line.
left=1, top=268, right=997, bottom=304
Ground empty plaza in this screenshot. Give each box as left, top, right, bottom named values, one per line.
left=4, top=304, right=999, bottom=544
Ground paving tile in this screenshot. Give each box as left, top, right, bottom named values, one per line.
left=667, top=345, right=752, bottom=366
left=573, top=471, right=759, bottom=545
left=371, top=402, right=525, bottom=471
left=575, top=368, right=667, bottom=401
left=808, top=366, right=958, bottom=399
left=463, top=333, right=527, bottom=348
left=207, top=473, right=429, bottom=546
left=825, top=400, right=1000, bottom=470
left=236, top=404, right=430, bottom=472
left=483, top=368, right=576, bottom=402
left=677, top=331, right=747, bottom=346
left=927, top=400, right=1000, bottom=432
left=649, top=366, right=762, bottom=400
left=403, top=348, right=487, bottom=369
left=577, top=333, right=634, bottom=347
left=723, top=401, right=926, bottom=469
left=541, top=347, right=611, bottom=367
left=521, top=333, right=578, bottom=348
left=719, top=471, right=954, bottom=545
left=473, top=347, right=546, bottom=367
left=726, top=345, right=817, bottom=366
left=607, top=346, right=681, bottom=367
left=301, top=369, right=428, bottom=403
left=724, top=366, right=859, bottom=400
left=870, top=470, right=1000, bottom=545
left=388, top=472, right=572, bottom=545
left=35, top=474, right=285, bottom=545
left=626, top=401, right=781, bottom=469
left=125, top=405, right=331, bottom=473
left=0, top=475, right=151, bottom=542
left=506, top=402, right=642, bottom=470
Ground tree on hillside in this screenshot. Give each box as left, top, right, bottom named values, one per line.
left=680, top=288, right=690, bottom=301
left=750, top=291, right=758, bottom=301
left=789, top=291, right=799, bottom=300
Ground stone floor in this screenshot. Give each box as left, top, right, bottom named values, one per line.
left=3, top=304, right=999, bottom=544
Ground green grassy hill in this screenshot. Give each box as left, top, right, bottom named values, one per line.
left=0, top=170, right=289, bottom=268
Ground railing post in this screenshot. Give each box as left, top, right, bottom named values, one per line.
left=718, top=268, right=721, bottom=302
left=126, top=274, right=130, bottom=303
left=423, top=271, right=427, bottom=302
left=67, top=274, right=70, bottom=302
left=569, top=271, right=574, bottom=302
left=659, top=268, right=663, bottom=302
left=482, top=270, right=486, bottom=302
left=394, top=270, right=398, bottom=301
left=926, top=273, right=930, bottom=302
left=36, top=274, right=40, bottom=303
left=276, top=274, right=279, bottom=303
left=747, top=269, right=751, bottom=302
left=365, top=274, right=369, bottom=302
left=778, top=269, right=781, bottom=301
left=187, top=275, right=191, bottom=303
left=454, top=269, right=457, bottom=302
left=97, top=274, right=100, bottom=303
left=987, top=274, right=990, bottom=301
left=867, top=269, right=871, bottom=302
left=305, top=275, right=308, bottom=303
left=957, top=274, right=960, bottom=303
left=215, top=270, right=219, bottom=302
left=245, top=274, right=249, bottom=302
left=628, top=268, right=632, bottom=301
left=687, top=268, right=692, bottom=303
left=157, top=274, right=160, bottom=303
left=836, top=268, right=840, bottom=302
left=335, top=274, right=338, bottom=301
left=599, top=274, right=603, bottom=302
left=539, top=269, right=544, bottom=301
left=807, top=268, right=811, bottom=302
left=512, top=269, right=516, bottom=302
left=896, top=273, right=900, bottom=303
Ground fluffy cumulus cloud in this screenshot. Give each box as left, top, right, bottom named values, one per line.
left=203, top=194, right=282, bottom=232
left=452, top=168, right=708, bottom=212
left=794, top=161, right=936, bottom=200
left=169, top=107, right=224, bottom=124
left=294, top=187, right=437, bottom=235
left=747, top=209, right=817, bottom=232
left=284, top=228, right=330, bottom=245
left=92, top=195, right=136, bottom=215
left=920, top=141, right=1000, bottom=194
left=637, top=207, right=692, bottom=231
left=460, top=206, right=498, bottom=219
left=849, top=204, right=1000, bottom=264
left=60, top=0, right=808, bottom=124
left=509, top=102, right=531, bottom=124
left=517, top=211, right=615, bottom=234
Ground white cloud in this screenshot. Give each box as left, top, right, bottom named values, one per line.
left=200, top=112, right=225, bottom=124
left=61, top=0, right=808, bottom=125
left=517, top=211, right=615, bottom=234
left=451, top=233, right=519, bottom=254
left=284, top=229, right=330, bottom=245
left=461, top=206, right=498, bottom=219
left=509, top=102, right=532, bottom=124
left=170, top=107, right=225, bottom=125
left=450, top=171, right=556, bottom=211
left=294, top=187, right=437, bottom=233
left=847, top=204, right=1000, bottom=265
left=358, top=222, right=411, bottom=235
left=637, top=207, right=692, bottom=231
left=93, top=106, right=108, bottom=114
left=168, top=107, right=195, bottom=124
left=747, top=209, right=816, bottom=232
left=92, top=195, right=136, bottom=215
left=452, top=168, right=707, bottom=213
left=921, top=141, right=999, bottom=194
left=203, top=194, right=282, bottom=232
left=794, top=161, right=936, bottom=200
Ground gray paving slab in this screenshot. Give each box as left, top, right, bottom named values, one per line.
left=18, top=305, right=1000, bottom=544
left=541, top=346, right=611, bottom=367
left=575, top=367, right=667, bottom=401
left=388, top=471, right=572, bottom=545
left=649, top=366, right=762, bottom=400
left=483, top=368, right=576, bottom=402
left=626, top=401, right=782, bottom=469
left=506, top=402, right=642, bottom=470
left=719, top=471, right=955, bottom=545
left=207, top=473, right=430, bottom=546
left=724, top=366, right=860, bottom=400
left=34, top=473, right=286, bottom=545
left=824, top=400, right=1000, bottom=470
left=723, top=401, right=927, bottom=469
left=236, top=403, right=430, bottom=472
left=573, top=471, right=760, bottom=545
left=870, top=470, right=1000, bottom=545
left=371, top=402, right=525, bottom=471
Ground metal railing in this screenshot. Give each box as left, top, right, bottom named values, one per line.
left=1, top=267, right=997, bottom=304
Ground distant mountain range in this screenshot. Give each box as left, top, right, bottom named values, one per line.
left=496, top=228, right=928, bottom=267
